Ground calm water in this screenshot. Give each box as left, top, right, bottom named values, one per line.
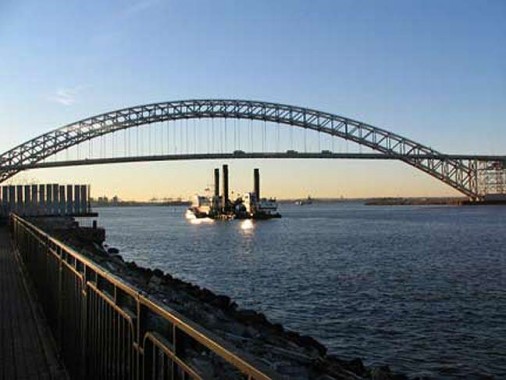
left=94, top=203, right=506, bottom=378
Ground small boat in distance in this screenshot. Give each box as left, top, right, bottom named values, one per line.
left=295, top=196, right=313, bottom=206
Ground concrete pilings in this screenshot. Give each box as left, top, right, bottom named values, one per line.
left=0, top=184, right=91, bottom=217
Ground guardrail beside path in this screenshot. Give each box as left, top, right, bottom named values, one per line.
left=10, top=214, right=276, bottom=380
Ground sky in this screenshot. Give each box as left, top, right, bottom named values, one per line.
left=0, top=0, right=505, bottom=200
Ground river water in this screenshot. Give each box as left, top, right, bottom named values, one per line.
left=94, top=203, right=505, bottom=378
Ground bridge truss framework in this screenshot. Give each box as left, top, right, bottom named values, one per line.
left=1, top=99, right=504, bottom=200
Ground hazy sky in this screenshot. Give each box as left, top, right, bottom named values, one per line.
left=1, top=0, right=504, bottom=200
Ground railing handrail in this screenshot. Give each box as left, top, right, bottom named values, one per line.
left=10, top=213, right=278, bottom=379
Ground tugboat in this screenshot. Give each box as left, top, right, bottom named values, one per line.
left=188, top=165, right=281, bottom=220
left=243, top=193, right=281, bottom=219
left=188, top=196, right=212, bottom=218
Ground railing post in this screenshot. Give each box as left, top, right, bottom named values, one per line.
left=57, top=246, right=63, bottom=345
left=136, top=300, right=143, bottom=380
left=81, top=265, right=88, bottom=380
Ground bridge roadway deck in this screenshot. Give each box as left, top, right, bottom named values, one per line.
left=0, top=227, right=68, bottom=379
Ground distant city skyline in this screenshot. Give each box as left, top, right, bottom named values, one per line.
left=1, top=0, right=504, bottom=200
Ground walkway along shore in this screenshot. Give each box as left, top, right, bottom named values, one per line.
left=0, top=226, right=68, bottom=379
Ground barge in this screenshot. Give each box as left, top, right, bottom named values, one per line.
left=189, top=165, right=281, bottom=220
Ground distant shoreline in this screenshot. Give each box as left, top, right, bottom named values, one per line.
left=92, top=197, right=470, bottom=208
left=279, top=197, right=466, bottom=205
left=92, top=200, right=191, bottom=207
left=363, top=197, right=465, bottom=206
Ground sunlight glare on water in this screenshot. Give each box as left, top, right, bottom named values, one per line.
left=240, top=219, right=255, bottom=232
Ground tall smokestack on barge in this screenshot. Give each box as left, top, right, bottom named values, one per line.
left=214, top=168, right=220, bottom=197
left=222, top=164, right=229, bottom=210
left=254, top=168, right=260, bottom=200
left=189, top=164, right=280, bottom=220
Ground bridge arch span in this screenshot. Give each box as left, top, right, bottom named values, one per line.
left=0, top=99, right=479, bottom=198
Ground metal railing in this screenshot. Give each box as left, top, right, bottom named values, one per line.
left=10, top=214, right=276, bottom=380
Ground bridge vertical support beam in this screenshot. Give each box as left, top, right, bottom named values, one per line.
left=468, top=159, right=476, bottom=201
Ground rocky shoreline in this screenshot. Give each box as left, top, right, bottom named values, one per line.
left=33, top=217, right=411, bottom=380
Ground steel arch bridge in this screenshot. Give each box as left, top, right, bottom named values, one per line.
left=1, top=99, right=505, bottom=200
